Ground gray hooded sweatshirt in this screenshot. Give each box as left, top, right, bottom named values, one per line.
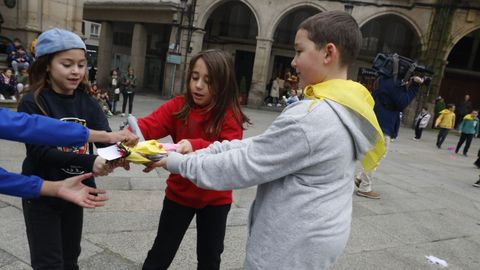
left=167, top=98, right=377, bottom=269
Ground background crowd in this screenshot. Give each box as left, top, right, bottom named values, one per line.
left=0, top=35, right=139, bottom=121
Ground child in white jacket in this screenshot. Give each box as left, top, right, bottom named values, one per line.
left=413, top=106, right=431, bottom=140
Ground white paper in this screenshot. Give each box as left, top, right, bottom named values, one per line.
left=425, top=255, right=448, bottom=267
left=97, top=145, right=123, bottom=161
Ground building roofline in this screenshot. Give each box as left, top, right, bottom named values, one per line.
left=84, top=1, right=179, bottom=11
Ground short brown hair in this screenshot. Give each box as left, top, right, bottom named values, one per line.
left=299, top=10, right=362, bottom=67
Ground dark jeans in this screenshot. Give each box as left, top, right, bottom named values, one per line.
left=0, top=83, right=16, bottom=97
left=456, top=133, right=474, bottom=154
left=436, top=128, right=450, bottom=148
left=112, top=94, right=120, bottom=113
left=142, top=198, right=231, bottom=270
left=122, top=92, right=135, bottom=114
left=475, top=149, right=480, bottom=168
left=105, top=99, right=113, bottom=111
left=22, top=197, right=83, bottom=270
left=414, top=121, right=423, bottom=139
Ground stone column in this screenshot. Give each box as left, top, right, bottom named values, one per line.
left=24, top=0, right=41, bottom=48
left=248, top=37, right=273, bottom=106
left=190, top=30, right=205, bottom=56
left=72, top=0, right=84, bottom=35
left=96, top=21, right=113, bottom=89
left=131, top=23, right=147, bottom=90
left=25, top=0, right=40, bottom=31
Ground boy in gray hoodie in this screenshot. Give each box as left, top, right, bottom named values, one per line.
left=144, top=11, right=385, bottom=270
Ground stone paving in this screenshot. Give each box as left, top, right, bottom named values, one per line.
left=1, top=93, right=480, bottom=269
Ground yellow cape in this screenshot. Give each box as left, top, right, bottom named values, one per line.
left=303, top=79, right=385, bottom=171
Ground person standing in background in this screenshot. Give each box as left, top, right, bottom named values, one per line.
left=456, top=94, right=472, bottom=128
left=413, top=106, right=431, bottom=141
left=121, top=66, right=137, bottom=116
left=355, top=75, right=425, bottom=199
left=267, top=76, right=281, bottom=107
left=433, top=96, right=446, bottom=128
left=455, top=110, right=479, bottom=156
left=435, top=104, right=456, bottom=149
left=109, top=69, right=120, bottom=114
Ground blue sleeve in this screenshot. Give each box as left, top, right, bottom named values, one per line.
left=0, top=108, right=89, bottom=147
left=389, top=82, right=420, bottom=111
left=0, top=167, right=42, bottom=198
left=376, top=77, right=420, bottom=112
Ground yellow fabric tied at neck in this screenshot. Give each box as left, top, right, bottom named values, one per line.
left=303, top=79, right=386, bottom=172
left=463, top=113, right=475, bottom=120
left=125, top=140, right=167, bottom=164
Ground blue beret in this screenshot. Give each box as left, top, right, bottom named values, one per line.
left=36, top=28, right=86, bottom=58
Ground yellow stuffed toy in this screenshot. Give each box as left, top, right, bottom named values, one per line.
left=121, top=140, right=167, bottom=164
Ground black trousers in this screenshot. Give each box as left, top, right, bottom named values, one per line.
left=122, top=92, right=135, bottom=114
left=436, top=128, right=450, bottom=148
left=0, top=83, right=16, bottom=97
left=456, top=133, right=474, bottom=154
left=112, top=94, right=120, bottom=113
left=414, top=121, right=423, bottom=139
left=142, top=198, right=231, bottom=270
left=22, top=197, right=83, bottom=270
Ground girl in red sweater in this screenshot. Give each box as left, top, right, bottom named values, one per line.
left=139, top=49, right=249, bottom=270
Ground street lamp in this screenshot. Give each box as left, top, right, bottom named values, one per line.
left=173, top=0, right=188, bottom=53
left=179, top=0, right=197, bottom=93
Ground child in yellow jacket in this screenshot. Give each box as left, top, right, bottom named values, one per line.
left=435, top=103, right=456, bottom=148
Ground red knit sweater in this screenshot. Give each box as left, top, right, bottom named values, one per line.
left=137, top=96, right=243, bottom=208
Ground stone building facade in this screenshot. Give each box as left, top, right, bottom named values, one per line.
left=83, top=0, right=180, bottom=93
left=1, top=0, right=480, bottom=125
left=190, top=0, right=480, bottom=124
left=0, top=0, right=84, bottom=54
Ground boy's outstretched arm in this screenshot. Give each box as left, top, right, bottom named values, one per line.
left=145, top=115, right=318, bottom=190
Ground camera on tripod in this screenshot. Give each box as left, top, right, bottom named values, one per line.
left=372, top=53, right=433, bottom=86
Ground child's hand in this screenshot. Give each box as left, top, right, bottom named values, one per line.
left=109, top=158, right=130, bottom=171
left=93, top=156, right=113, bottom=176
left=176, top=139, right=193, bottom=154
left=108, top=129, right=139, bottom=146
left=56, top=173, right=108, bottom=208
left=412, top=76, right=424, bottom=84
left=142, top=158, right=167, bottom=173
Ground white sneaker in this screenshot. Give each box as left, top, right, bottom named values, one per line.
left=121, top=113, right=125, bottom=117
left=267, top=103, right=272, bottom=107
left=0, top=94, right=5, bottom=100
left=11, top=96, right=16, bottom=101
left=276, top=103, right=282, bottom=107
